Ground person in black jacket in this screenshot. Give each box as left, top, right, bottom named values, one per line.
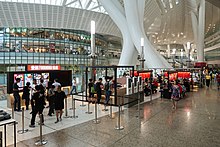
left=54, top=85, right=67, bottom=123
left=29, top=85, right=46, bottom=128
left=22, top=82, right=31, bottom=110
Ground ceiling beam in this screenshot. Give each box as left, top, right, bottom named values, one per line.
left=62, top=0, right=67, bottom=6
left=206, top=0, right=220, bottom=8
left=66, top=0, right=78, bottom=6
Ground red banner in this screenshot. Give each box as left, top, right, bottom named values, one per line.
left=27, top=65, right=61, bottom=71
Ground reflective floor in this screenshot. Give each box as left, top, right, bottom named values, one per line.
left=5, top=85, right=220, bottom=147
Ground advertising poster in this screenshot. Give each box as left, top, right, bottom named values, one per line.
left=14, top=74, right=24, bottom=89
left=33, top=73, right=42, bottom=85
left=24, top=74, right=33, bottom=87
left=42, top=73, right=49, bottom=87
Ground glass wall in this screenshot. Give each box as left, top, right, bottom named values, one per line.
left=0, top=27, right=108, bottom=94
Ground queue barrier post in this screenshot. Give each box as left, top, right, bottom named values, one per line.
left=93, top=101, right=100, bottom=124
left=0, top=131, right=2, bottom=147
left=108, top=98, right=114, bottom=119
left=12, top=104, right=14, bottom=119
left=69, top=94, right=74, bottom=110
left=150, top=87, right=153, bottom=104
left=63, top=98, right=70, bottom=118
left=17, top=107, right=28, bottom=134
left=35, top=114, right=47, bottom=146
left=115, top=96, right=124, bottom=130
left=85, top=100, right=92, bottom=114
left=80, top=92, right=86, bottom=107
left=70, top=95, right=78, bottom=118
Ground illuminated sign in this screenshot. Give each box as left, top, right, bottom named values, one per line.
left=27, top=65, right=61, bottom=71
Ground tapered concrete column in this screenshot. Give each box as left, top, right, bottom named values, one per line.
left=124, top=0, right=171, bottom=68
left=190, top=0, right=205, bottom=62
left=99, top=0, right=138, bottom=66
left=197, top=0, right=205, bottom=62
left=100, top=0, right=171, bottom=68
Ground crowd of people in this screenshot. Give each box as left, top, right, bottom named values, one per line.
left=13, top=78, right=67, bottom=127
left=12, top=69, right=220, bottom=127
left=87, top=76, right=115, bottom=107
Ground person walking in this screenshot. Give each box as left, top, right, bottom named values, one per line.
left=54, top=85, right=67, bottom=123
left=13, top=78, right=21, bottom=112
left=29, top=85, right=46, bottom=127
left=70, top=77, right=77, bottom=94
left=171, top=81, right=180, bottom=110
left=22, top=82, right=31, bottom=110
left=206, top=73, right=211, bottom=88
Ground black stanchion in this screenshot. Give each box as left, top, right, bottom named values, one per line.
left=63, top=98, right=70, bottom=118
left=35, top=114, right=48, bottom=146
left=70, top=96, right=78, bottom=118
left=115, top=96, right=124, bottom=130
left=93, top=101, right=100, bottom=124
left=85, top=101, right=92, bottom=114
left=0, top=131, right=2, bottom=147
left=80, top=92, right=86, bottom=107
left=69, top=94, right=74, bottom=110
left=17, top=107, right=28, bottom=134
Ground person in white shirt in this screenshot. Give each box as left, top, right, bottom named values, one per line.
left=70, top=77, right=77, bottom=94
left=52, top=79, right=61, bottom=91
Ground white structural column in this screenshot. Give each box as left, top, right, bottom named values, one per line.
left=190, top=0, right=205, bottom=62
left=167, top=44, right=171, bottom=58
left=197, top=0, right=205, bottom=62
left=123, top=0, right=171, bottom=68
left=99, top=0, right=138, bottom=66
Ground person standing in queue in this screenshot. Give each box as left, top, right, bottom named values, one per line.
left=88, top=78, right=95, bottom=102
left=47, top=85, right=55, bottom=116
left=52, top=79, right=61, bottom=91
left=29, top=85, right=46, bottom=128
left=30, top=79, right=37, bottom=114
left=104, top=77, right=112, bottom=106
left=96, top=78, right=103, bottom=104
left=13, top=78, right=21, bottom=112
left=54, top=85, right=67, bottom=123
left=22, top=82, right=31, bottom=110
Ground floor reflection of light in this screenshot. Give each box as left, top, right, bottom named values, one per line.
left=187, top=111, right=190, bottom=117
left=143, top=106, right=151, bottom=119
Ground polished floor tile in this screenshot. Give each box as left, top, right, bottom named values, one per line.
left=3, top=85, right=220, bottom=147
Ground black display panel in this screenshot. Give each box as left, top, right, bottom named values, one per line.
left=7, top=70, right=72, bottom=93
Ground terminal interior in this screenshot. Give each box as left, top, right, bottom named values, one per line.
left=0, top=0, right=219, bottom=147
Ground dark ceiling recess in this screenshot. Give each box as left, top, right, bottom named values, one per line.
left=206, top=0, right=220, bottom=8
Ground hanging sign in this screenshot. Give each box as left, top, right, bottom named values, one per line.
left=27, top=65, right=61, bottom=71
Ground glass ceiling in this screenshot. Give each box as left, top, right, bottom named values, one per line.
left=0, top=0, right=107, bottom=13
